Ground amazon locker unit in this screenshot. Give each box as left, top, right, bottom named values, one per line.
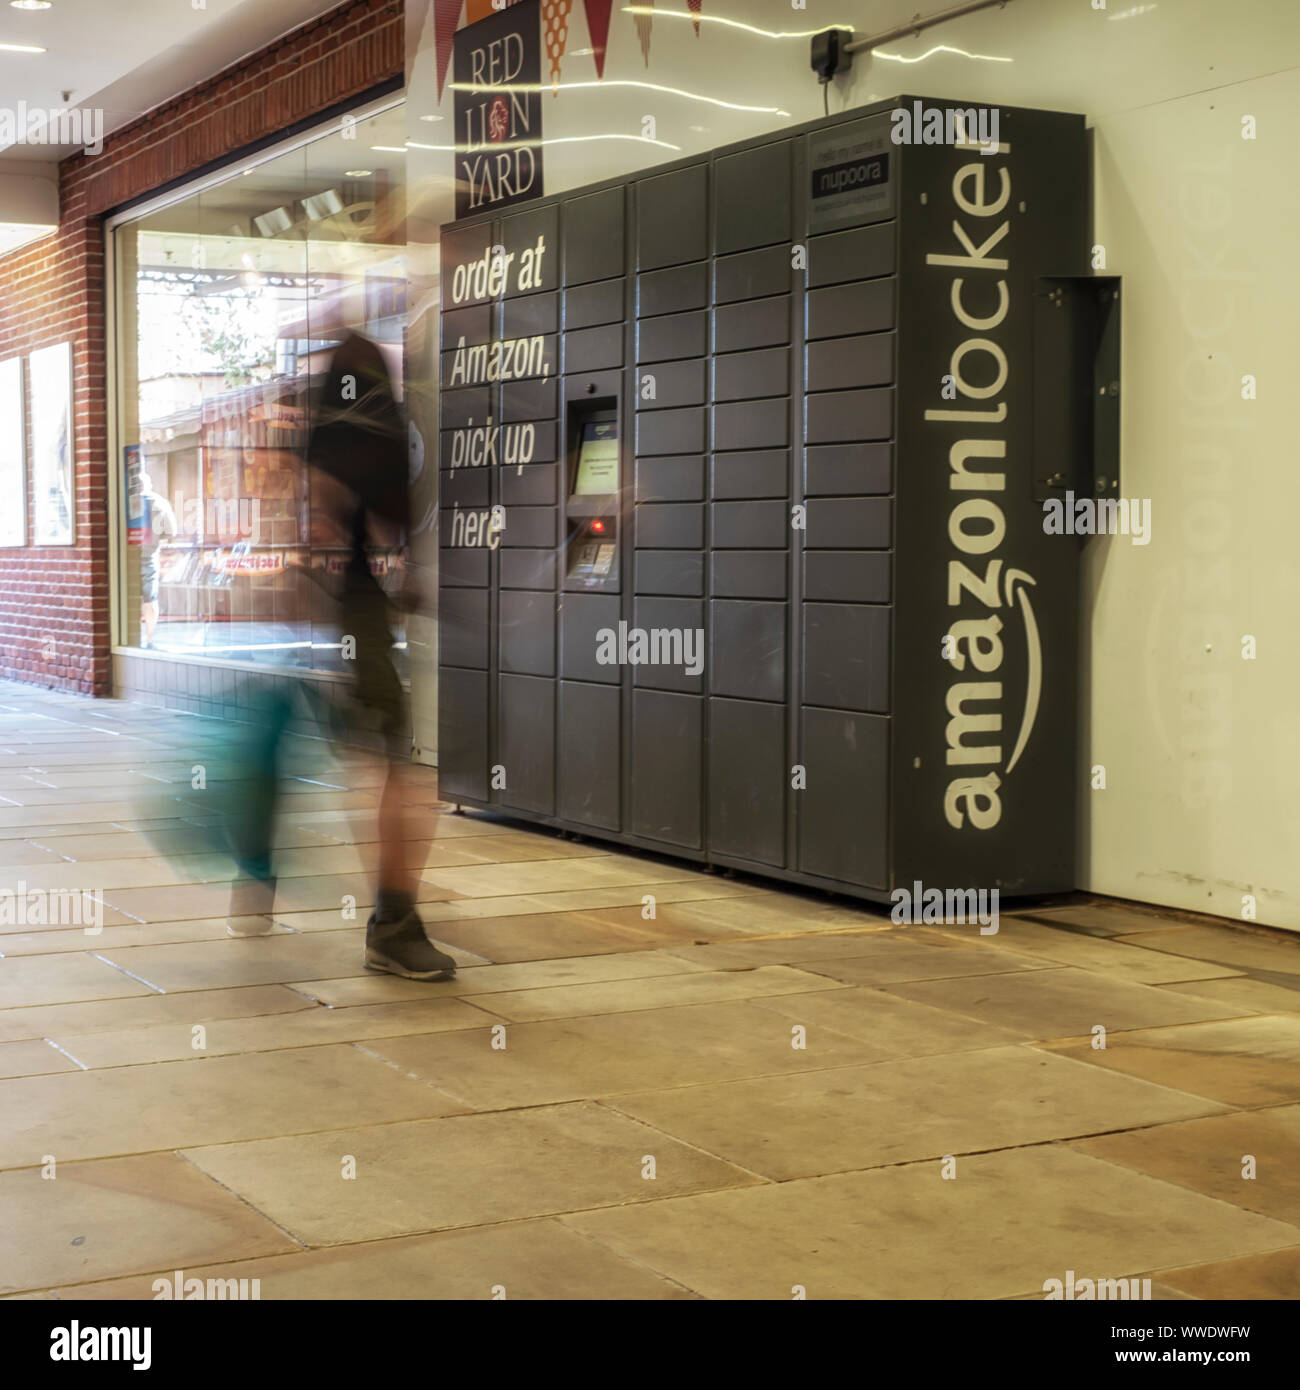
left=436, top=95, right=1092, bottom=903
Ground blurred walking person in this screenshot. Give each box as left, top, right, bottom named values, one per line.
left=306, top=331, right=456, bottom=978
left=226, top=331, right=455, bottom=981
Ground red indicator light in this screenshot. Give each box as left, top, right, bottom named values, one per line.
left=591, top=520, right=606, bottom=533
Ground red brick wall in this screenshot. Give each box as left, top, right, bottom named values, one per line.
left=0, top=0, right=403, bottom=695
left=0, top=192, right=106, bottom=695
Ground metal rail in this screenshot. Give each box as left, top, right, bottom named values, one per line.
left=843, top=0, right=1017, bottom=55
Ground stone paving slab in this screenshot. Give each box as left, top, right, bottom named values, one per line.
left=0, top=983, right=314, bottom=1044
left=359, top=999, right=887, bottom=1108
left=606, top=1045, right=1223, bottom=1180
left=8, top=1220, right=695, bottom=1301
left=0, top=1152, right=298, bottom=1296
left=885, top=967, right=1247, bottom=1040
left=1155, top=1245, right=1300, bottom=1300
left=1072, top=1105, right=1300, bottom=1226
left=183, top=1102, right=762, bottom=1246
left=563, top=1145, right=1300, bottom=1300
left=0, top=1044, right=466, bottom=1168
left=1042, top=1015, right=1300, bottom=1106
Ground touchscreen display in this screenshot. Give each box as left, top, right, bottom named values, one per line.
left=573, top=421, right=619, bottom=495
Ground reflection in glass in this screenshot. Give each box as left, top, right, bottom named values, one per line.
left=0, top=357, right=24, bottom=548
left=29, top=341, right=74, bottom=546
left=116, top=104, right=408, bottom=672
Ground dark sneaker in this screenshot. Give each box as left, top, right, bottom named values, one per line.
left=365, top=910, right=457, bottom=979
left=227, top=874, right=277, bottom=937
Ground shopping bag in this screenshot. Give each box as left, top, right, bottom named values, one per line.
left=130, top=679, right=302, bottom=883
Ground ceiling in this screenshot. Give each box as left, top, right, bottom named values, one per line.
left=0, top=0, right=351, bottom=164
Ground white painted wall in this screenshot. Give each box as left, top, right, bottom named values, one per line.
left=406, top=0, right=1300, bottom=929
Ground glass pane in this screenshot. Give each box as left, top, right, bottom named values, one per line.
left=190, top=148, right=311, bottom=667
left=303, top=106, right=409, bottom=676
left=117, top=104, right=407, bottom=673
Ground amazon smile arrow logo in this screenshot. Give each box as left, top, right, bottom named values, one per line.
left=1003, top=568, right=1041, bottom=775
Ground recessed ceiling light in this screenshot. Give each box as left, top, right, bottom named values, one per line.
left=0, top=40, right=45, bottom=50
left=253, top=206, right=292, bottom=237
left=10, top=1, right=54, bottom=11
left=302, top=189, right=343, bottom=221
left=419, top=114, right=443, bottom=123
left=344, top=169, right=371, bottom=177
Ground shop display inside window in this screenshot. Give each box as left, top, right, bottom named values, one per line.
left=115, top=105, right=410, bottom=672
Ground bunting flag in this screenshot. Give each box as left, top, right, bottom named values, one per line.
left=634, top=0, right=653, bottom=67
left=583, top=0, right=614, bottom=79
left=467, top=0, right=531, bottom=24
left=543, top=0, right=574, bottom=93
left=433, top=0, right=464, bottom=103
left=688, top=0, right=702, bottom=38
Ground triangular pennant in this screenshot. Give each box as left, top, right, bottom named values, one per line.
left=467, top=0, right=525, bottom=19
left=634, top=0, right=653, bottom=67
left=434, top=0, right=464, bottom=103
left=583, top=0, right=614, bottom=79
left=543, top=0, right=575, bottom=93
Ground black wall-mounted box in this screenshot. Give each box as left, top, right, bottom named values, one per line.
left=436, top=95, right=1091, bottom=902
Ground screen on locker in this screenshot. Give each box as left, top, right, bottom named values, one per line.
left=566, top=410, right=619, bottom=584
left=573, top=420, right=618, bottom=496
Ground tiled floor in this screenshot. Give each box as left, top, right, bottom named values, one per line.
left=2, top=678, right=1299, bottom=1300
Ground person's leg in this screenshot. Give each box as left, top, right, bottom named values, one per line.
left=353, top=642, right=454, bottom=979
left=374, top=756, right=438, bottom=904
left=141, top=562, right=160, bottom=646
left=226, top=683, right=290, bottom=936
left=377, top=758, right=416, bottom=899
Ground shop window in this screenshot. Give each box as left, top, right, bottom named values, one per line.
left=112, top=102, right=410, bottom=679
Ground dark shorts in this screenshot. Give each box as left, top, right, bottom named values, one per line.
left=351, top=637, right=411, bottom=761
left=342, top=593, right=410, bottom=760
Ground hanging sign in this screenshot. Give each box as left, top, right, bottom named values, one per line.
left=453, top=0, right=545, bottom=218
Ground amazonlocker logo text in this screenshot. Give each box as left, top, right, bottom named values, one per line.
left=925, top=129, right=1042, bottom=832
